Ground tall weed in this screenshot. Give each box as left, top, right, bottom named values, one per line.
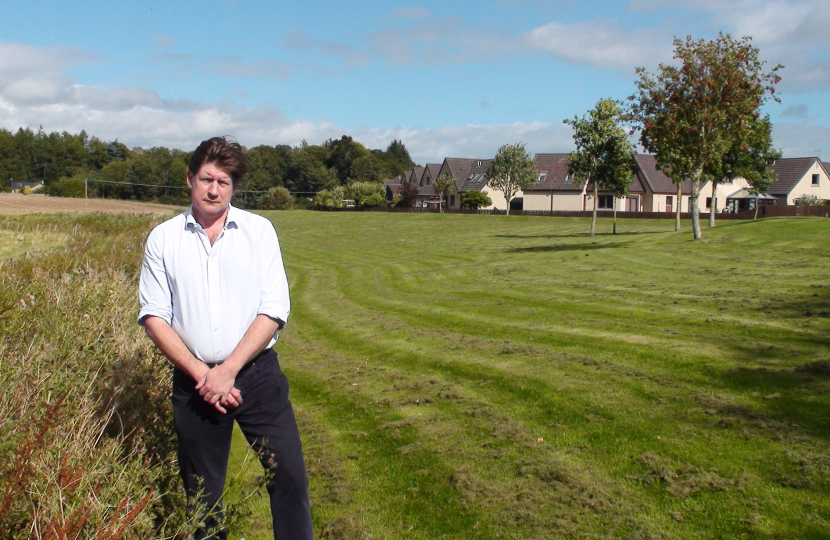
left=0, top=213, right=190, bottom=539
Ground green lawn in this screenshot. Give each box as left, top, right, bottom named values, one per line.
left=227, top=212, right=830, bottom=540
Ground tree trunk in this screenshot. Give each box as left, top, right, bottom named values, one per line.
left=709, top=181, right=717, bottom=227
left=439, top=194, right=443, bottom=213
left=613, top=200, right=617, bottom=235
left=754, top=196, right=759, bottom=220
left=590, top=182, right=598, bottom=236
left=691, top=168, right=703, bottom=240
left=675, top=184, right=681, bottom=231
left=505, top=194, right=511, bottom=216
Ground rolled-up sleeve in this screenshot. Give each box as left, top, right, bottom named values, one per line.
left=138, top=228, right=173, bottom=326
left=257, top=223, right=290, bottom=328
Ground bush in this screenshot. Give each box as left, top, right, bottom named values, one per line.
left=348, top=182, right=385, bottom=207
left=48, top=176, right=86, bottom=198
left=795, top=194, right=826, bottom=206
left=257, top=187, right=294, bottom=210
left=315, top=186, right=346, bottom=208
left=461, top=190, right=493, bottom=209
left=21, top=186, right=32, bottom=195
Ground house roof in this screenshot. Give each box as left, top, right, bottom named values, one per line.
left=384, top=174, right=404, bottom=186
left=769, top=157, right=824, bottom=195
left=634, top=154, right=693, bottom=195
left=528, top=153, right=644, bottom=194
left=422, top=163, right=442, bottom=185
left=458, top=159, right=493, bottom=192
left=409, top=166, right=425, bottom=184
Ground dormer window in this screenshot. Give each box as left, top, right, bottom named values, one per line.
left=538, top=172, right=547, bottom=183
left=476, top=160, right=482, bottom=167
left=566, top=173, right=574, bottom=183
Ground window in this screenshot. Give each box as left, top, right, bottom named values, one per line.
left=665, top=195, right=673, bottom=212
left=426, top=176, right=431, bottom=186
left=706, top=197, right=712, bottom=209
left=476, top=160, right=482, bottom=167
left=450, top=195, right=455, bottom=207
left=813, top=174, right=820, bottom=186
left=598, top=195, right=614, bottom=209
left=565, top=173, right=574, bottom=183
left=537, top=172, right=547, bottom=183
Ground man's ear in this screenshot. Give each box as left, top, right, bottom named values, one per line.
left=185, top=170, right=194, bottom=189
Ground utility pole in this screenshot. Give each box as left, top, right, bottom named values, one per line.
left=85, top=177, right=88, bottom=199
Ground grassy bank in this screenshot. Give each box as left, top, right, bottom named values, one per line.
left=229, top=212, right=830, bottom=539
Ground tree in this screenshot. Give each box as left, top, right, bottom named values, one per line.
left=397, top=179, right=420, bottom=207
left=709, top=116, right=781, bottom=221
left=461, top=190, right=492, bottom=210
left=564, top=99, right=636, bottom=236
left=257, top=187, right=294, bottom=210
left=629, top=33, right=782, bottom=239
left=432, top=174, right=453, bottom=213
left=488, top=143, right=536, bottom=216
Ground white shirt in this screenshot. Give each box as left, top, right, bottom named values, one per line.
left=138, top=205, right=290, bottom=364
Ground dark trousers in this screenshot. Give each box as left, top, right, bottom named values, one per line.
left=172, top=349, right=313, bottom=540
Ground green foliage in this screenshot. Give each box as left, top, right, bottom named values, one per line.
left=48, top=174, right=86, bottom=198
left=314, top=186, right=347, bottom=208
left=20, top=186, right=32, bottom=195
left=629, top=33, right=782, bottom=238
left=461, top=190, right=492, bottom=209
left=565, top=98, right=636, bottom=235
left=348, top=182, right=386, bottom=207
left=488, top=143, right=537, bottom=215
left=257, top=186, right=294, bottom=210
left=432, top=174, right=454, bottom=213
left=795, top=194, right=826, bottom=206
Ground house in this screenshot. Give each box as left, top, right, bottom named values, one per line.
left=525, top=154, right=646, bottom=212
left=446, top=159, right=496, bottom=209
left=417, top=163, right=442, bottom=208
left=383, top=174, right=405, bottom=203
left=11, top=181, right=44, bottom=193
left=769, top=158, right=830, bottom=205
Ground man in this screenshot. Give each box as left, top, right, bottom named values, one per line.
left=138, top=137, right=312, bottom=540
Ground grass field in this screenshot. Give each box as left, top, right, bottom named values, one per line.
left=220, top=211, right=830, bottom=540
left=0, top=193, right=184, bottom=214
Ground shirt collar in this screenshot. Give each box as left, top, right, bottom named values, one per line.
left=184, top=204, right=239, bottom=230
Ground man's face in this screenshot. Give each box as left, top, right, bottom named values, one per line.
left=186, top=162, right=236, bottom=220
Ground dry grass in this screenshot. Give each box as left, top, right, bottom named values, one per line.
left=0, top=193, right=183, bottom=215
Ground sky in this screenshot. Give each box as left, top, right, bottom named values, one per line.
left=1, top=0, right=829, bottom=165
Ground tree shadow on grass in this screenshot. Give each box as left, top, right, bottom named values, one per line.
left=507, top=242, right=631, bottom=253
left=494, top=231, right=664, bottom=239
left=705, top=360, right=830, bottom=442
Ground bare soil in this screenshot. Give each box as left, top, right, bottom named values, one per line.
left=0, top=194, right=183, bottom=215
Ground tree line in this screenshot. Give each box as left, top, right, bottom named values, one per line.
left=0, top=128, right=415, bottom=209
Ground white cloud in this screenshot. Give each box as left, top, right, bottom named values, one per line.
left=525, top=21, right=671, bottom=70
left=0, top=40, right=572, bottom=163
left=772, top=122, right=830, bottom=158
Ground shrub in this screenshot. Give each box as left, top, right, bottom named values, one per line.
left=795, top=194, right=826, bottom=206
left=257, top=187, right=294, bottom=210
left=21, top=186, right=32, bottom=195
left=462, top=190, right=493, bottom=209
left=348, top=182, right=385, bottom=207
left=315, top=186, right=346, bottom=208
left=48, top=176, right=86, bottom=198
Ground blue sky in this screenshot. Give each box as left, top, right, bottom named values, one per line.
left=1, top=0, right=828, bottom=164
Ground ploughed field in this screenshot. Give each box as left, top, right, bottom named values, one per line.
left=226, top=212, right=830, bottom=539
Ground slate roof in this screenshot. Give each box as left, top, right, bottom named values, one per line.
left=528, top=153, right=644, bottom=194
left=409, top=166, right=425, bottom=185
left=458, top=159, right=493, bottom=192
left=384, top=174, right=404, bottom=186
left=634, top=155, right=693, bottom=195
left=422, top=163, right=442, bottom=186
left=769, top=157, right=824, bottom=195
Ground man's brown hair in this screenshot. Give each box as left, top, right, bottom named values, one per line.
left=188, top=137, right=248, bottom=187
